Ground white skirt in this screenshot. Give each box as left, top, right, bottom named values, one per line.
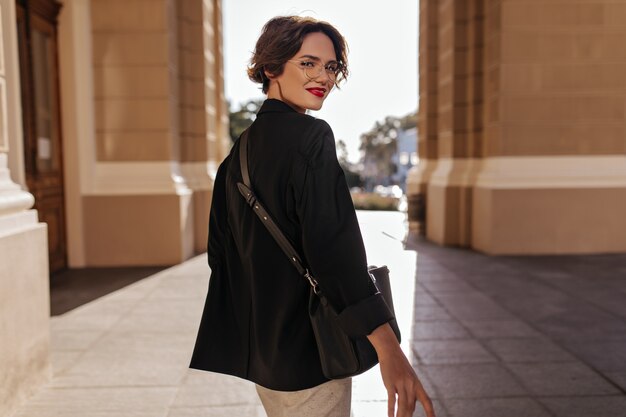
left=255, top=378, right=352, bottom=417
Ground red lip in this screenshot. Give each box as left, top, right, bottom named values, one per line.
left=306, top=88, right=325, bottom=98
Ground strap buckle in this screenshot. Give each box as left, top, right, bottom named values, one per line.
left=236, top=183, right=257, bottom=207
left=304, top=269, right=321, bottom=295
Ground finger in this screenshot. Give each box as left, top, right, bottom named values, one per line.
left=387, top=390, right=396, bottom=417
left=393, top=384, right=409, bottom=417
left=400, top=384, right=416, bottom=417
left=425, top=398, right=436, bottom=417
left=417, top=391, right=435, bottom=417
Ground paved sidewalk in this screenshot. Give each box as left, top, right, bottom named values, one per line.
left=12, top=211, right=626, bottom=417
left=406, top=233, right=626, bottom=417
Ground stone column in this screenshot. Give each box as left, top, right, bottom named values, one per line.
left=413, top=0, right=626, bottom=254
left=212, top=0, right=230, bottom=164
left=177, top=0, right=230, bottom=254
left=177, top=0, right=210, bottom=254
left=82, top=0, right=195, bottom=265
left=407, top=0, right=439, bottom=235
left=473, top=0, right=626, bottom=253
left=0, top=0, right=50, bottom=415
left=424, top=0, right=484, bottom=246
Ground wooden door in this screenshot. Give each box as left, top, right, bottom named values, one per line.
left=16, top=0, right=66, bottom=273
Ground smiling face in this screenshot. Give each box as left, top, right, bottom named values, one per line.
left=265, top=32, right=337, bottom=113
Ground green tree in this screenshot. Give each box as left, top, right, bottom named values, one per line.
left=399, top=110, right=417, bottom=131
left=229, top=98, right=264, bottom=142
left=359, top=117, right=399, bottom=188
left=359, top=110, right=417, bottom=189
left=336, top=139, right=362, bottom=189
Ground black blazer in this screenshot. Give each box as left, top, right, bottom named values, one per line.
left=189, top=99, right=394, bottom=391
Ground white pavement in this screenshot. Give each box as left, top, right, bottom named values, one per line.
left=13, top=211, right=422, bottom=417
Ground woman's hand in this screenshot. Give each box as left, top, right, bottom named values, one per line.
left=367, top=323, right=436, bottom=417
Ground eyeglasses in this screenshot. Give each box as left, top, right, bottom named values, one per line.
left=287, top=60, right=343, bottom=81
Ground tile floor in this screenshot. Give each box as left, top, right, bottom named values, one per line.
left=12, top=211, right=626, bottom=417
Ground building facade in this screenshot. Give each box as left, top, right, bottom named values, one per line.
left=3, top=0, right=626, bottom=413
left=407, top=0, right=626, bottom=254
left=0, top=0, right=229, bottom=414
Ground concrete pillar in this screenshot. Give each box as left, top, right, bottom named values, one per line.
left=407, top=0, right=439, bottom=235
left=178, top=0, right=230, bottom=254
left=0, top=0, right=50, bottom=415
left=58, top=0, right=229, bottom=266
left=425, top=0, right=484, bottom=247
left=80, top=0, right=196, bottom=265
left=473, top=0, right=626, bottom=254
left=412, top=0, right=626, bottom=254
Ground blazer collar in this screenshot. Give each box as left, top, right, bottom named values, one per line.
left=257, top=99, right=299, bottom=116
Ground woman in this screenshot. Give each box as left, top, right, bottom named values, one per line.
left=190, top=15, right=435, bottom=417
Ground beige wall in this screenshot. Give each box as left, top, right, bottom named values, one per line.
left=411, top=0, right=626, bottom=254
left=488, top=1, right=626, bottom=157
left=0, top=0, right=50, bottom=414
left=474, top=186, right=626, bottom=254
left=91, top=0, right=176, bottom=161
left=83, top=194, right=194, bottom=265
left=0, top=222, right=50, bottom=417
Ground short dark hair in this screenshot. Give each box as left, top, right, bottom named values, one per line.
left=247, top=16, right=349, bottom=94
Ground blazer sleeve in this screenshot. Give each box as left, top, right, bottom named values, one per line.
left=294, top=119, right=394, bottom=338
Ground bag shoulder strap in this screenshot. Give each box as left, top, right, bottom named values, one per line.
left=236, top=130, right=319, bottom=289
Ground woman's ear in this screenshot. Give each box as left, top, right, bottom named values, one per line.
left=264, top=69, right=276, bottom=80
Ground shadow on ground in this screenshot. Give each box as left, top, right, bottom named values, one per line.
left=406, top=235, right=626, bottom=417
left=50, top=266, right=167, bottom=315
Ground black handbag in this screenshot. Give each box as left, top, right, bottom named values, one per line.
left=236, top=130, right=401, bottom=379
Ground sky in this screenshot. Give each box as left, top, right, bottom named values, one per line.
left=222, top=0, right=418, bottom=163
